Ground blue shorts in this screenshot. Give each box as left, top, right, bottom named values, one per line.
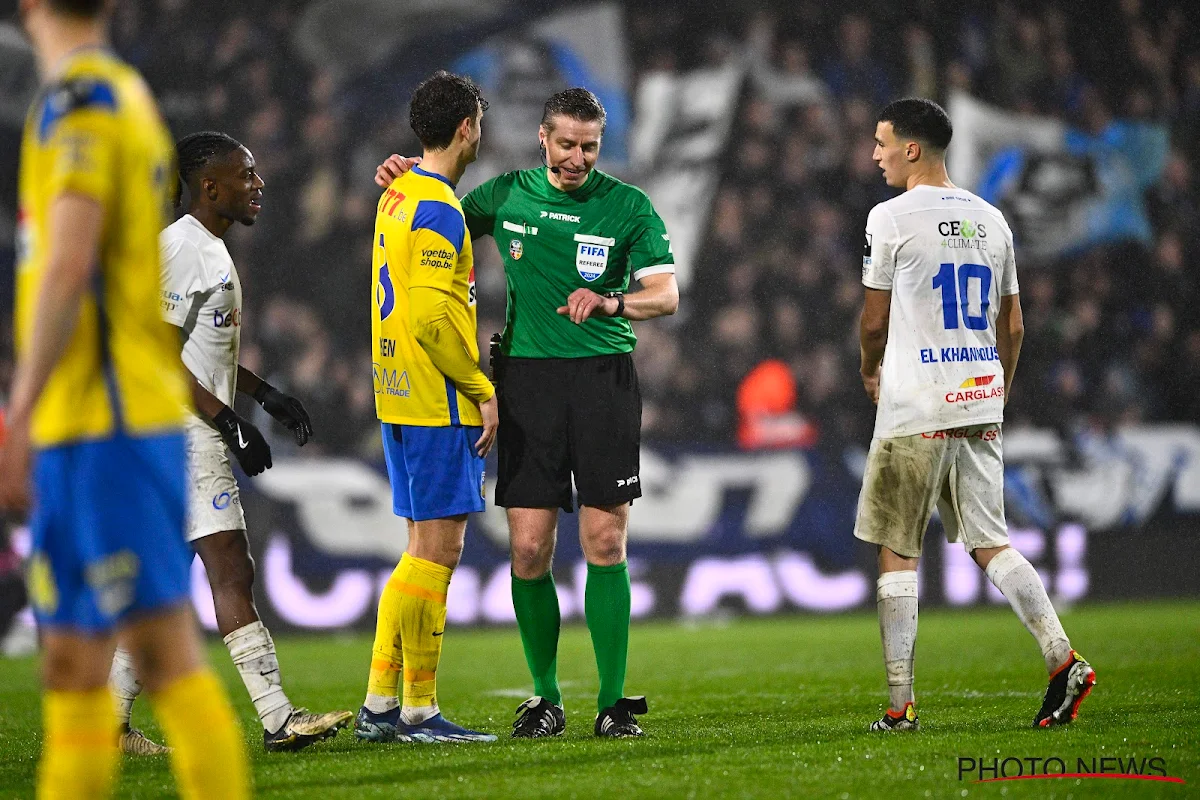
left=381, top=423, right=486, bottom=521
left=28, top=430, right=191, bottom=633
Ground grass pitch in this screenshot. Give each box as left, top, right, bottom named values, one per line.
left=0, top=601, right=1196, bottom=798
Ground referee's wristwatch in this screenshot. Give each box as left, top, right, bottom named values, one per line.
left=603, top=291, right=625, bottom=318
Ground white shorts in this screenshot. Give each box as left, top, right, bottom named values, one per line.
left=185, top=424, right=246, bottom=543
left=853, top=424, right=1009, bottom=559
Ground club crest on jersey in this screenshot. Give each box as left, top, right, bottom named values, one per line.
left=574, top=234, right=613, bottom=282
left=509, top=239, right=523, bottom=260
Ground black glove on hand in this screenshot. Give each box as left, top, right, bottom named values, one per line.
left=213, top=407, right=273, bottom=476
left=253, top=382, right=313, bottom=446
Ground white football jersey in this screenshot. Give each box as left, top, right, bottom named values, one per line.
left=159, top=214, right=242, bottom=430
left=862, top=185, right=1019, bottom=439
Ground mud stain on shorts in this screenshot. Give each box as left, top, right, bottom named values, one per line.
left=855, top=435, right=944, bottom=558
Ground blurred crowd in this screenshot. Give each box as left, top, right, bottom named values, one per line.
left=114, top=0, right=401, bottom=459
left=2, top=0, right=1199, bottom=459
left=630, top=0, right=1200, bottom=449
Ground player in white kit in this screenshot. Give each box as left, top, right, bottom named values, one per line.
left=109, top=131, right=352, bottom=753
left=854, top=99, right=1095, bottom=732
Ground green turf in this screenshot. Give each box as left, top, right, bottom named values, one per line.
left=0, top=601, right=1196, bottom=798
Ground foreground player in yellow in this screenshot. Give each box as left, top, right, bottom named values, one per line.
left=0, top=1, right=250, bottom=797
left=354, top=71, right=498, bottom=743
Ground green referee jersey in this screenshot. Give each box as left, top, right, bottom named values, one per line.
left=462, top=167, right=675, bottom=359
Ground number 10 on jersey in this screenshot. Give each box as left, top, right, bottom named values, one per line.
left=933, top=262, right=992, bottom=330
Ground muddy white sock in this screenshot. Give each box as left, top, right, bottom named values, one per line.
left=109, top=646, right=143, bottom=727
left=364, top=693, right=399, bottom=714
left=877, top=571, right=918, bottom=712
left=985, top=548, right=1072, bottom=673
left=224, top=621, right=293, bottom=734
left=401, top=704, right=439, bottom=726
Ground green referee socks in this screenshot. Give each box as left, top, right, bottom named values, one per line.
left=585, top=561, right=631, bottom=712
left=512, top=571, right=562, bottom=706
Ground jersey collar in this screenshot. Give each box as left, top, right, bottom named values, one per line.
left=48, top=44, right=113, bottom=82
left=182, top=213, right=224, bottom=243
left=412, top=166, right=456, bottom=190
left=541, top=166, right=598, bottom=199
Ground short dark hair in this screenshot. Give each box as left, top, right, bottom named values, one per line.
left=409, top=71, right=487, bottom=151
left=175, top=130, right=244, bottom=208
left=46, top=0, right=109, bottom=17
left=541, top=87, right=606, bottom=133
left=878, top=97, right=953, bottom=151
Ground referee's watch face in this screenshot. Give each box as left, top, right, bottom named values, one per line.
left=541, top=117, right=602, bottom=191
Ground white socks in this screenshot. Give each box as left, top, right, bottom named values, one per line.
left=985, top=548, right=1072, bottom=673
left=109, top=646, right=142, bottom=727
left=225, top=621, right=293, bottom=734
left=364, top=691, right=438, bottom=725
left=877, top=549, right=1071, bottom=714
left=111, top=623, right=294, bottom=734
left=401, top=704, right=439, bottom=726
left=877, top=571, right=918, bottom=712
left=364, top=693, right=399, bottom=714
left=363, top=693, right=438, bottom=726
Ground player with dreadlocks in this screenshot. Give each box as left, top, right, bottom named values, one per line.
left=108, top=131, right=353, bottom=754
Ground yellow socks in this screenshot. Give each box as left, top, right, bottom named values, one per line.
left=37, top=688, right=118, bottom=800
left=365, top=553, right=453, bottom=723
left=398, top=556, right=451, bottom=719
left=365, top=560, right=407, bottom=712
left=151, top=669, right=250, bottom=800
left=39, top=673, right=247, bottom=800
left=397, top=554, right=452, bottom=720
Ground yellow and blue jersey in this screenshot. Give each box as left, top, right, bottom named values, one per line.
left=371, top=166, right=491, bottom=428
left=16, top=48, right=188, bottom=448
left=20, top=49, right=193, bottom=632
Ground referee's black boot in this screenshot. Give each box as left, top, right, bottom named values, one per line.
left=512, top=696, right=565, bottom=738
left=594, top=696, right=648, bottom=738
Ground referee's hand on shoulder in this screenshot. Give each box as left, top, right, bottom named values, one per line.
left=374, top=154, right=421, bottom=188
left=476, top=393, right=498, bottom=457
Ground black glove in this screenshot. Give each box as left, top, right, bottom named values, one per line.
left=213, top=407, right=273, bottom=476
left=253, top=382, right=313, bottom=446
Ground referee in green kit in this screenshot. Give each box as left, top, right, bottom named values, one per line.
left=376, top=87, right=679, bottom=739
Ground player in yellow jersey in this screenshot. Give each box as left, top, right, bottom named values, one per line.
left=0, top=2, right=250, bottom=797
left=354, top=71, right=499, bottom=744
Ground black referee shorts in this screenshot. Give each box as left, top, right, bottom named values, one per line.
left=494, top=353, right=641, bottom=513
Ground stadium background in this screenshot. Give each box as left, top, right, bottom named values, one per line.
left=0, top=0, right=1199, bottom=643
